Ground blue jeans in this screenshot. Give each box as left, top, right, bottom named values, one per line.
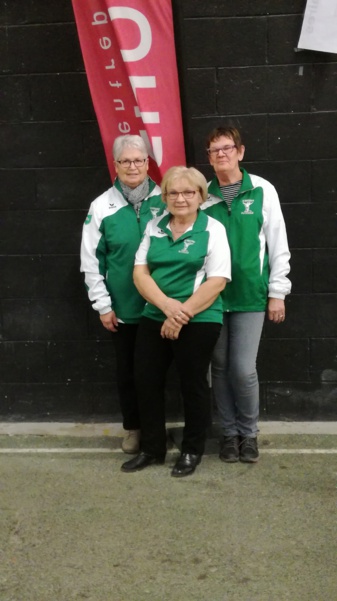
left=211, top=312, right=265, bottom=438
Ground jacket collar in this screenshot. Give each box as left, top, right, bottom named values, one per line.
left=114, top=176, right=157, bottom=198
left=208, top=168, right=253, bottom=199
left=158, top=209, right=208, bottom=239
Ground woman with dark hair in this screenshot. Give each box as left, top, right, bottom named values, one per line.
left=202, top=126, right=291, bottom=464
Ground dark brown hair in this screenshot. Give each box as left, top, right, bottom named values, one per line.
left=206, top=126, right=243, bottom=151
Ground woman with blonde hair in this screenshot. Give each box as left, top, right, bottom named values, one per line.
left=121, top=166, right=231, bottom=477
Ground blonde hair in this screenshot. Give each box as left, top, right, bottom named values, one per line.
left=161, top=166, right=208, bottom=203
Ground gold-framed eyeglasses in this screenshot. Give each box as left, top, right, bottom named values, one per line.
left=166, top=190, right=198, bottom=201
left=116, top=158, right=147, bottom=168
left=207, top=145, right=237, bottom=156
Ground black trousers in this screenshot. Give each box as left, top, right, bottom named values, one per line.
left=112, top=323, right=140, bottom=430
left=134, top=317, right=221, bottom=457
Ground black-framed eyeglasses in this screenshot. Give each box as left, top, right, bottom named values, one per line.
left=166, top=190, right=198, bottom=201
left=116, top=158, right=147, bottom=168
left=207, top=145, right=237, bottom=156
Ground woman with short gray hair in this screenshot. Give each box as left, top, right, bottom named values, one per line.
left=81, top=134, right=166, bottom=454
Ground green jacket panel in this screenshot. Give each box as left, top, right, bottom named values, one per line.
left=80, top=179, right=166, bottom=323
left=203, top=169, right=291, bottom=312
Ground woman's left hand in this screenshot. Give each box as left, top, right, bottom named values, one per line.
left=268, top=298, right=286, bottom=323
left=160, top=319, right=182, bottom=340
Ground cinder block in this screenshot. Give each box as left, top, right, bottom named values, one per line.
left=0, top=170, right=36, bottom=210
left=180, top=0, right=305, bottom=18
left=30, top=74, right=95, bottom=121
left=0, top=342, right=47, bottom=383
left=183, top=18, right=266, bottom=68
left=258, top=338, right=310, bottom=382
left=42, top=255, right=83, bottom=299
left=269, top=113, right=337, bottom=161
left=0, top=256, right=43, bottom=299
left=0, top=123, right=84, bottom=168
left=244, top=161, right=311, bottom=203
left=310, top=339, right=337, bottom=381
left=0, top=210, right=85, bottom=254
left=313, top=250, right=337, bottom=293
left=43, top=210, right=85, bottom=255
left=0, top=211, right=46, bottom=254
left=0, top=76, right=30, bottom=121
left=186, top=69, right=216, bottom=116
left=0, top=1, right=75, bottom=25
left=36, top=167, right=111, bottom=210
left=4, top=24, right=83, bottom=74
left=218, top=65, right=312, bottom=115
left=312, top=64, right=337, bottom=111
left=288, top=249, right=312, bottom=293
left=268, top=114, right=312, bottom=160
left=46, top=340, right=115, bottom=383
left=311, top=113, right=337, bottom=159
left=264, top=294, right=337, bottom=339
left=0, top=254, right=82, bottom=301
left=1, top=298, right=88, bottom=341
left=283, top=203, right=337, bottom=249
left=312, top=160, right=337, bottom=202
left=81, top=122, right=108, bottom=166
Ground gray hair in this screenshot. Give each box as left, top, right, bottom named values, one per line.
left=113, top=135, right=148, bottom=160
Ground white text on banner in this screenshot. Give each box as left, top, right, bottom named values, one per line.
left=72, top=0, right=186, bottom=182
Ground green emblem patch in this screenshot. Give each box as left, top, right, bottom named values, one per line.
left=85, top=214, right=92, bottom=225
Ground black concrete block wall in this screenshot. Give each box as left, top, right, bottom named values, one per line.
left=0, top=1, right=336, bottom=420
left=0, top=2, right=115, bottom=419
left=173, top=0, right=337, bottom=419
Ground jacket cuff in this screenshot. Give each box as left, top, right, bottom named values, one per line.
left=99, top=306, right=113, bottom=315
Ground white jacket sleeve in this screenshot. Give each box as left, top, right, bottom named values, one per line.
left=80, top=201, right=112, bottom=314
left=205, top=218, right=232, bottom=281
left=262, top=181, right=291, bottom=300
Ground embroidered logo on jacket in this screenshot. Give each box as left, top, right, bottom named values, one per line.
left=179, top=239, right=195, bottom=254
left=85, top=214, right=92, bottom=225
left=150, top=207, right=160, bottom=218
left=241, top=199, right=254, bottom=214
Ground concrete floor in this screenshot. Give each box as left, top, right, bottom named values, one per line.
left=0, top=429, right=336, bottom=601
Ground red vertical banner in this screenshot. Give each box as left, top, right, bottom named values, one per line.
left=71, top=0, right=186, bottom=183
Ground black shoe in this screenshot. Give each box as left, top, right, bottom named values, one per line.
left=239, top=437, right=259, bottom=463
left=121, top=452, right=165, bottom=473
left=171, top=453, right=201, bottom=478
left=219, top=435, right=240, bottom=463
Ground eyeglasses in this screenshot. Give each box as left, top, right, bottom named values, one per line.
left=207, top=145, right=237, bottom=156
left=166, top=190, right=198, bottom=201
left=116, top=158, right=147, bottom=168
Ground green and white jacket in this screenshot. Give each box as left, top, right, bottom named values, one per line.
left=202, top=169, right=291, bottom=312
left=135, top=210, right=232, bottom=324
left=80, top=177, right=165, bottom=323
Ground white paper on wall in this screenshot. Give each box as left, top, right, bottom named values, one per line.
left=298, top=0, right=337, bottom=54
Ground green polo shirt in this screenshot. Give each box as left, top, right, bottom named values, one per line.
left=135, top=210, right=231, bottom=323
